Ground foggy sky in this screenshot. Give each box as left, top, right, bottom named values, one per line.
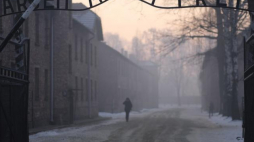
left=73, top=0, right=180, bottom=41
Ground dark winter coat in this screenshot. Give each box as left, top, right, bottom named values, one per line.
left=123, top=100, right=132, bottom=112
left=209, top=102, right=214, bottom=111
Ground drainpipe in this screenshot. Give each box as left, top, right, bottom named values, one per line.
left=87, top=32, right=94, bottom=118
left=50, top=12, right=54, bottom=124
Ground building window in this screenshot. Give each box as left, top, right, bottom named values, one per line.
left=86, top=78, right=88, bottom=101
left=69, top=12, right=72, bottom=29
left=81, top=38, right=83, bottom=62
left=45, top=15, right=49, bottom=49
left=75, top=76, right=78, bottom=101
left=75, top=35, right=78, bottom=60
left=95, top=81, right=97, bottom=100
left=68, top=0, right=72, bottom=29
left=44, top=69, right=48, bottom=101
left=91, top=80, right=93, bottom=101
left=95, top=46, right=97, bottom=67
left=35, top=68, right=40, bottom=101
left=81, top=78, right=84, bottom=101
left=69, top=45, right=72, bottom=74
left=86, top=42, right=89, bottom=64
left=35, top=12, right=40, bottom=45
left=90, top=44, right=93, bottom=66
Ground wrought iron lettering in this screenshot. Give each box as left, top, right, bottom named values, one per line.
left=0, top=0, right=252, bottom=17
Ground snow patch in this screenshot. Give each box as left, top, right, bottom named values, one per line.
left=208, top=113, right=242, bottom=127
left=99, top=104, right=202, bottom=119
left=184, top=107, right=244, bottom=142
left=159, top=104, right=201, bottom=109
left=30, top=131, right=59, bottom=139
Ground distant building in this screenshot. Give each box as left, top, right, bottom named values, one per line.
left=139, top=61, right=159, bottom=108
left=199, top=49, right=220, bottom=112
left=97, top=43, right=159, bottom=112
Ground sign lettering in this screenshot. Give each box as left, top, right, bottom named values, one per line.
left=0, top=0, right=251, bottom=17
left=140, top=0, right=250, bottom=12
left=0, top=0, right=108, bottom=17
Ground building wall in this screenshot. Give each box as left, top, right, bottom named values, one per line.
left=26, top=9, right=74, bottom=127
left=200, top=55, right=220, bottom=112
left=0, top=1, right=100, bottom=128
left=98, top=42, right=159, bottom=113
left=70, top=20, right=99, bottom=120
left=27, top=9, right=99, bottom=127
left=0, top=2, right=158, bottom=129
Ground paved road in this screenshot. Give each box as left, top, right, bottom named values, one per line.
left=102, top=109, right=203, bottom=142
left=29, top=107, right=241, bottom=142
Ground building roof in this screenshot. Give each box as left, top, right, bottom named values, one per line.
left=140, top=60, right=158, bottom=66
left=72, top=3, right=104, bottom=41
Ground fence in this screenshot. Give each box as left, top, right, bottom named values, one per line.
left=243, top=36, right=254, bottom=142
left=0, top=38, right=30, bottom=142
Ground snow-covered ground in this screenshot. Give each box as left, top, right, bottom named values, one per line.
left=29, top=105, right=244, bottom=142
left=98, top=104, right=244, bottom=142
left=208, top=113, right=242, bottom=127
left=29, top=107, right=163, bottom=140
left=180, top=106, right=244, bottom=142
left=98, top=104, right=200, bottom=119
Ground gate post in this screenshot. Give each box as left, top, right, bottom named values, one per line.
left=0, top=38, right=30, bottom=142
left=243, top=34, right=254, bottom=142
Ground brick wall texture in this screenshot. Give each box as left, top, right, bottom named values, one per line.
left=0, top=2, right=159, bottom=129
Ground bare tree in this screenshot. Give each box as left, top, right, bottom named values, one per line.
left=156, top=0, right=249, bottom=119
left=104, top=32, right=124, bottom=53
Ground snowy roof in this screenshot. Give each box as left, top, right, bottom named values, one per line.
left=72, top=3, right=103, bottom=41
left=72, top=6, right=96, bottom=31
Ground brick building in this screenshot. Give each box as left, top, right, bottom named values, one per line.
left=0, top=1, right=159, bottom=130
left=199, top=49, right=220, bottom=112
left=97, top=42, right=159, bottom=113
left=71, top=3, right=103, bottom=121
left=0, top=1, right=100, bottom=128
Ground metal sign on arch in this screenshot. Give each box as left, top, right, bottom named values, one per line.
left=0, top=0, right=108, bottom=17
left=141, top=0, right=250, bottom=11
left=0, top=0, right=252, bottom=17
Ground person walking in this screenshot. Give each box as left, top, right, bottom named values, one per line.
left=209, top=102, right=214, bottom=118
left=123, top=98, right=132, bottom=122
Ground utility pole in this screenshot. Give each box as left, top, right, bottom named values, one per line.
left=0, top=0, right=41, bottom=53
